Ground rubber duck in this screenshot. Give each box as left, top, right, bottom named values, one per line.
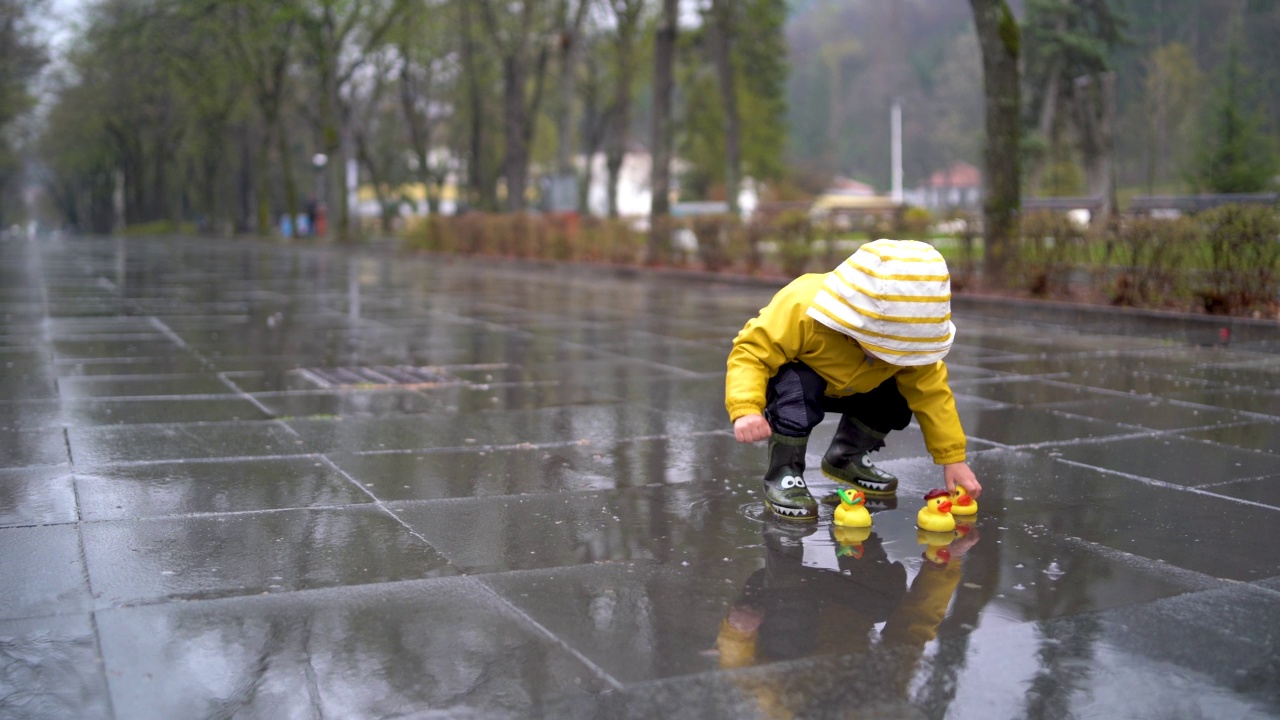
left=833, top=488, right=872, bottom=528
left=916, top=529, right=956, bottom=565
left=917, top=488, right=956, bottom=533
left=949, top=486, right=978, bottom=516
left=832, top=525, right=872, bottom=559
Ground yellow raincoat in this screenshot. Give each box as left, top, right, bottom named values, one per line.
left=726, top=273, right=967, bottom=465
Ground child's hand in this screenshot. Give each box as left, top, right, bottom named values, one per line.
left=733, top=414, right=772, bottom=443
left=943, top=462, right=982, bottom=498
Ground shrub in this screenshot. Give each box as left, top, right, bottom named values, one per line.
left=772, top=209, right=814, bottom=277
left=1110, top=217, right=1199, bottom=309
left=1015, top=211, right=1092, bottom=297
left=690, top=214, right=741, bottom=272
left=1197, top=205, right=1280, bottom=315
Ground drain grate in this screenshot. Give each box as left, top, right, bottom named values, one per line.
left=295, top=365, right=461, bottom=389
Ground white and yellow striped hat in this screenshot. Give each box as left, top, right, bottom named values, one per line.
left=806, top=239, right=954, bottom=366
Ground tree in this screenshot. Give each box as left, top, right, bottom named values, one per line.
left=648, top=0, right=678, bottom=261
left=395, top=0, right=455, bottom=214
left=298, top=0, right=410, bottom=239
left=1194, top=20, right=1276, bottom=194
left=476, top=0, right=555, bottom=212
left=603, top=0, right=646, bottom=218
left=1022, top=0, right=1127, bottom=209
left=1141, top=42, right=1201, bottom=192
left=969, top=0, right=1021, bottom=289
left=708, top=0, right=742, bottom=215
left=0, top=0, right=48, bottom=226
left=220, top=0, right=302, bottom=235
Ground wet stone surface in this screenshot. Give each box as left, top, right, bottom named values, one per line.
left=2, top=234, right=1279, bottom=718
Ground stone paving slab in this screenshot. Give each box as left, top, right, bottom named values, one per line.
left=2, top=235, right=1279, bottom=718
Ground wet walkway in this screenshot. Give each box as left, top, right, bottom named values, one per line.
left=2, top=234, right=1278, bottom=719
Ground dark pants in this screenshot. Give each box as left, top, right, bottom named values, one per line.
left=764, top=362, right=913, bottom=440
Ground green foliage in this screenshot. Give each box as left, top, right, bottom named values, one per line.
left=1109, top=216, right=1198, bottom=308
left=1193, top=31, right=1276, bottom=194
left=1197, top=205, right=1280, bottom=315
left=0, top=0, right=49, bottom=223
left=677, top=0, right=788, bottom=199
left=998, top=2, right=1021, bottom=56
left=1015, top=210, right=1092, bottom=296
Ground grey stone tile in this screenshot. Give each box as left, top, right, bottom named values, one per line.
left=0, top=466, right=77, bottom=527
left=62, top=397, right=270, bottom=425
left=1203, top=475, right=1280, bottom=507
left=959, top=406, right=1134, bottom=447
left=95, top=577, right=609, bottom=720
left=0, top=525, right=91, bottom=620
left=1172, top=362, right=1280, bottom=392
left=53, top=355, right=213, bottom=377
left=57, top=374, right=233, bottom=399
left=1048, top=396, right=1250, bottom=431
left=69, top=420, right=309, bottom=464
left=1165, top=386, right=1280, bottom=418
left=955, top=449, right=1280, bottom=581
left=393, top=481, right=767, bottom=575
left=75, top=457, right=373, bottom=520
left=253, top=388, right=440, bottom=418
left=483, top=563, right=743, bottom=684
left=331, top=432, right=751, bottom=502
left=0, top=400, right=64, bottom=430
left=287, top=404, right=705, bottom=455
left=0, top=428, right=69, bottom=468
left=52, top=339, right=182, bottom=360
left=1182, top=421, right=1280, bottom=454
left=81, top=505, right=457, bottom=605
left=951, top=378, right=1104, bottom=406
left=0, top=614, right=112, bottom=719
left=1053, top=435, right=1278, bottom=487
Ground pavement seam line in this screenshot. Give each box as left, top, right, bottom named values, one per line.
left=472, top=579, right=627, bottom=691
left=1053, top=458, right=1280, bottom=512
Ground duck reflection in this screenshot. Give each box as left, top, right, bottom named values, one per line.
left=716, top=518, right=980, bottom=714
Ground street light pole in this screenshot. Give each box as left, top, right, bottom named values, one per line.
left=312, top=153, right=328, bottom=238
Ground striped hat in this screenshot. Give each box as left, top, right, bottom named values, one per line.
left=806, top=239, right=954, bottom=366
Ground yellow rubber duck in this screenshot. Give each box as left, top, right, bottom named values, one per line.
left=949, top=486, right=978, bottom=516
left=832, top=525, right=871, bottom=559
left=916, top=529, right=956, bottom=565
left=833, top=488, right=872, bottom=528
left=917, top=488, right=956, bottom=533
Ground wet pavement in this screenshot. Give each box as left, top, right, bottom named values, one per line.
left=2, top=234, right=1279, bottom=719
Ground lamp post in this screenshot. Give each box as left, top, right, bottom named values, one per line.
left=312, top=153, right=328, bottom=238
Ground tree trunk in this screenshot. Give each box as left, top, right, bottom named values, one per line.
left=1029, top=56, right=1061, bottom=193
left=648, top=0, right=677, bottom=262
left=1074, top=71, right=1117, bottom=218
left=459, top=2, right=487, bottom=211
left=710, top=0, right=741, bottom=216
left=278, top=118, right=299, bottom=233
left=969, top=0, right=1021, bottom=290
left=555, top=0, right=590, bottom=177
left=502, top=56, right=530, bottom=212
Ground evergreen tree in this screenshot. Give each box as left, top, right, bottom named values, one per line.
left=1194, top=25, right=1275, bottom=193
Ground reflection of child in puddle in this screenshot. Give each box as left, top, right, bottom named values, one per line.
left=716, top=521, right=980, bottom=712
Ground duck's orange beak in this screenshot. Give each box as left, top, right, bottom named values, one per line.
left=938, top=500, right=953, bottom=513
left=956, top=496, right=973, bottom=506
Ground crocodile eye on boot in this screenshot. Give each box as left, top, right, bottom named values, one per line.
left=762, top=434, right=818, bottom=522
left=820, top=414, right=899, bottom=496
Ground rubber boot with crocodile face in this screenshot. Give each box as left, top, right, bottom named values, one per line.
left=820, top=414, right=899, bottom=496
left=762, top=434, right=818, bottom=522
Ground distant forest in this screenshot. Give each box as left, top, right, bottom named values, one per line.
left=785, top=0, right=1280, bottom=196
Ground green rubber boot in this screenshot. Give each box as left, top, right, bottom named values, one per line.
left=762, top=434, right=818, bottom=522
left=820, top=415, right=899, bottom=496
